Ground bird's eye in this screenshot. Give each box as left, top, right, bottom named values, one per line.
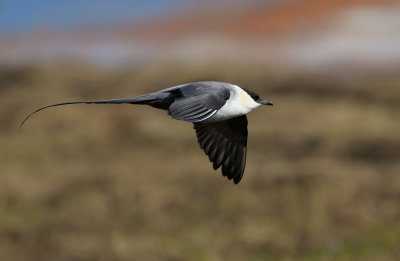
left=254, top=95, right=259, bottom=100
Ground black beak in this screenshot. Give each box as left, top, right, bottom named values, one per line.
left=259, top=99, right=273, bottom=106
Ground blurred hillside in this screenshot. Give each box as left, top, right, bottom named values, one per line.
left=1, top=0, right=400, bottom=260
left=1, top=0, right=400, bottom=75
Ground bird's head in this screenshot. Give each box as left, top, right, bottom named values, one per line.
left=243, top=88, right=273, bottom=106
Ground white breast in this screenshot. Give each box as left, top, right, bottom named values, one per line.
left=207, top=85, right=261, bottom=122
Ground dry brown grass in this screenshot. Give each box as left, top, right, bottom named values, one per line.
left=1, top=63, right=399, bottom=261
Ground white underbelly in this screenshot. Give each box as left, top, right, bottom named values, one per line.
left=208, top=102, right=249, bottom=121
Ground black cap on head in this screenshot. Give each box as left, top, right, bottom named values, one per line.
left=242, top=88, right=273, bottom=106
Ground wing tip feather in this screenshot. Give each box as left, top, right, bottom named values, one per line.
left=193, top=116, right=248, bottom=184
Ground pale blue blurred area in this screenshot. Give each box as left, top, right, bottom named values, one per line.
left=0, top=0, right=398, bottom=72
left=0, top=0, right=192, bottom=33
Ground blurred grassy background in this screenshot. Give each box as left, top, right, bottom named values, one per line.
left=1, top=63, right=399, bottom=260
left=1, top=0, right=400, bottom=260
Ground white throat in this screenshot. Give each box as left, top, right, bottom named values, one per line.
left=207, top=85, right=261, bottom=122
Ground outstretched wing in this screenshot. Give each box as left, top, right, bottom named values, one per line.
left=193, top=115, right=248, bottom=184
left=168, top=82, right=230, bottom=122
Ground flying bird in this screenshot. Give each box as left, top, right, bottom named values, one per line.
left=21, top=81, right=273, bottom=184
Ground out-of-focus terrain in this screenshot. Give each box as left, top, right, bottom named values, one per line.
left=2, top=0, right=400, bottom=73
left=1, top=64, right=399, bottom=261
left=1, top=0, right=400, bottom=260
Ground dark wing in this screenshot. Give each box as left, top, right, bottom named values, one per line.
left=193, top=115, right=248, bottom=184
left=168, top=82, right=230, bottom=122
